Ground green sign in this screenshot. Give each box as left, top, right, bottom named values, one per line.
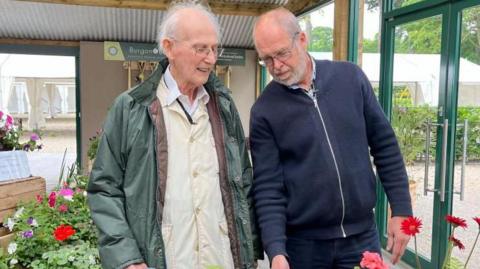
left=104, top=41, right=162, bottom=61
left=217, top=48, right=245, bottom=66
left=104, top=41, right=245, bottom=66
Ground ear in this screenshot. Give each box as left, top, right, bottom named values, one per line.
left=162, top=38, right=174, bottom=59
left=298, top=31, right=309, bottom=50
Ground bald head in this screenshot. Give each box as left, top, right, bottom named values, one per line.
left=158, top=2, right=220, bottom=51
left=253, top=7, right=301, bottom=47
left=252, top=7, right=311, bottom=88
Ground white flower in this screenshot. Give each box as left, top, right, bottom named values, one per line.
left=10, top=258, right=18, bottom=265
left=83, top=191, right=87, bottom=197
left=63, top=195, right=73, bottom=201
left=69, top=181, right=77, bottom=188
left=6, top=218, right=15, bottom=231
left=14, top=207, right=24, bottom=218
left=88, top=255, right=96, bottom=265
left=29, top=218, right=39, bottom=227
left=68, top=256, right=75, bottom=262
left=7, top=242, right=17, bottom=254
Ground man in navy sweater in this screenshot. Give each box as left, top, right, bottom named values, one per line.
left=250, top=7, right=413, bottom=269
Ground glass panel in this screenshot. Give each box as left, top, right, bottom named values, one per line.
left=452, top=5, right=480, bottom=267
left=361, top=0, right=381, bottom=98
left=301, top=1, right=334, bottom=60
left=393, top=0, right=427, bottom=9
left=390, top=15, right=443, bottom=260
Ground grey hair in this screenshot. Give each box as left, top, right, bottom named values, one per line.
left=253, top=7, right=301, bottom=43
left=157, top=1, right=221, bottom=52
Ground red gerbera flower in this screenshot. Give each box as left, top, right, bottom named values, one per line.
left=401, top=216, right=423, bottom=236
left=53, top=224, right=76, bottom=241
left=449, top=236, right=465, bottom=250
left=473, top=217, right=480, bottom=227
left=445, top=215, right=467, bottom=229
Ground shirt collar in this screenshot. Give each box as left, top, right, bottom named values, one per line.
left=289, top=54, right=316, bottom=91
left=163, top=65, right=210, bottom=107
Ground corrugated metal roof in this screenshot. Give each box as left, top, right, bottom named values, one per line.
left=0, top=0, right=297, bottom=48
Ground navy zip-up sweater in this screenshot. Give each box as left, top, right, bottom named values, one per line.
left=250, top=60, right=412, bottom=260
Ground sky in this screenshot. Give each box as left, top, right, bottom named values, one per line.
left=301, top=2, right=381, bottom=40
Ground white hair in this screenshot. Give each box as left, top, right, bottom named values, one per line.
left=157, top=1, right=221, bottom=52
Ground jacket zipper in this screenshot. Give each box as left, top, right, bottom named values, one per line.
left=306, top=91, right=347, bottom=238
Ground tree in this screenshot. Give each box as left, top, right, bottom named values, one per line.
left=364, top=0, right=480, bottom=64
left=309, top=26, right=333, bottom=52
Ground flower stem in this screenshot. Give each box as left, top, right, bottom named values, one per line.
left=464, top=231, right=480, bottom=269
left=442, top=242, right=453, bottom=269
left=414, top=236, right=423, bottom=269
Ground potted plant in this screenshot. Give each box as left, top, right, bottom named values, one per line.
left=0, top=164, right=100, bottom=268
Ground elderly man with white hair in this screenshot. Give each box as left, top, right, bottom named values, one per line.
left=87, top=2, right=262, bottom=269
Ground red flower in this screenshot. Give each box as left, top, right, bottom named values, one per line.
left=449, top=236, right=465, bottom=250
left=445, top=215, right=467, bottom=229
left=53, top=225, right=76, bottom=241
left=48, top=192, right=56, bottom=208
left=36, top=195, right=43, bottom=204
left=473, top=217, right=480, bottom=227
left=360, top=251, right=389, bottom=269
left=401, top=216, right=422, bottom=236
left=58, top=204, right=68, bottom=213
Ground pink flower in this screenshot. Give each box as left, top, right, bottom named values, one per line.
left=5, top=114, right=13, bottom=129
left=360, top=251, right=389, bottom=269
left=58, top=204, right=68, bottom=213
left=36, top=195, right=43, bottom=204
left=30, top=133, right=40, bottom=141
left=48, top=192, right=56, bottom=208
left=59, top=188, right=74, bottom=201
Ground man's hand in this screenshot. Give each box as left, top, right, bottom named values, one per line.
left=387, top=216, right=410, bottom=264
left=271, top=255, right=289, bottom=269
left=125, top=263, right=147, bottom=269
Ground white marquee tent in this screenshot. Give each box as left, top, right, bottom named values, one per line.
left=0, top=54, right=75, bottom=129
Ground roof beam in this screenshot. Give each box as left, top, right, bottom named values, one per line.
left=285, top=0, right=321, bottom=15
left=0, top=38, right=79, bottom=47
left=15, top=0, right=281, bottom=16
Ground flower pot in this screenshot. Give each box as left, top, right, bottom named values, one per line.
left=0, top=177, right=46, bottom=223
left=0, top=227, right=14, bottom=255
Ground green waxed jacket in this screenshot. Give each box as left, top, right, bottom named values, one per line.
left=87, top=55, right=263, bottom=269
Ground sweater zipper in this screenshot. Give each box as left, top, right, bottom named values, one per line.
left=307, top=91, right=347, bottom=238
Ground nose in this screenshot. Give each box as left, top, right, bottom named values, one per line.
left=272, top=57, right=284, bottom=70
left=204, top=49, right=217, bottom=65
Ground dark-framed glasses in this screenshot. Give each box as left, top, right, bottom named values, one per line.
left=258, top=32, right=300, bottom=67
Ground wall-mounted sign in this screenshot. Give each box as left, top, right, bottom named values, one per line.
left=104, top=41, right=162, bottom=61
left=104, top=41, right=245, bottom=66
left=217, top=48, right=245, bottom=66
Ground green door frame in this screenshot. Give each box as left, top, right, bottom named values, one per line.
left=0, top=44, right=82, bottom=168
left=376, top=0, right=480, bottom=268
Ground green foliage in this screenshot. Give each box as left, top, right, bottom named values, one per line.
left=363, top=34, right=380, bottom=53
left=1, top=171, right=98, bottom=268
left=460, top=7, right=480, bottom=65
left=87, top=130, right=102, bottom=161
left=444, top=256, right=464, bottom=269
left=395, top=15, right=442, bottom=54
left=309, top=26, right=333, bottom=52
left=392, top=87, right=480, bottom=165
left=30, top=242, right=101, bottom=269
